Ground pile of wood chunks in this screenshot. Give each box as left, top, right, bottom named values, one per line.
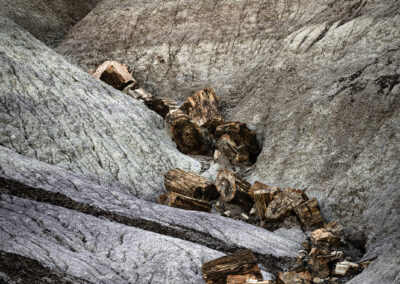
left=132, top=86, right=261, bottom=164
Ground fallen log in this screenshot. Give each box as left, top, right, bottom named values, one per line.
left=202, top=250, right=263, bottom=284
left=215, top=169, right=253, bottom=211
left=158, top=191, right=211, bottom=212
left=166, top=110, right=206, bottom=155
left=164, top=168, right=219, bottom=201
left=179, top=87, right=224, bottom=127
left=91, top=61, right=136, bottom=90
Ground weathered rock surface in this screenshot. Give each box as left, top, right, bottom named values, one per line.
left=0, top=195, right=224, bottom=283
left=0, top=146, right=302, bottom=261
left=57, top=4, right=400, bottom=274
left=0, top=15, right=200, bottom=201
left=0, top=0, right=101, bottom=47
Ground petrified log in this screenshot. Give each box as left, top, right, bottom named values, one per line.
left=179, top=87, right=224, bottom=127
left=294, top=198, right=324, bottom=228
left=253, top=190, right=271, bottom=220
left=202, top=250, right=263, bottom=284
left=308, top=248, right=331, bottom=279
left=215, top=169, right=253, bottom=211
left=158, top=191, right=211, bottom=212
left=264, top=188, right=308, bottom=222
left=310, top=228, right=340, bottom=252
left=166, top=110, right=206, bottom=155
left=333, top=261, right=360, bottom=276
left=145, top=97, right=179, bottom=118
left=164, top=168, right=219, bottom=201
left=92, top=61, right=136, bottom=90
left=214, top=122, right=261, bottom=160
left=217, top=134, right=250, bottom=163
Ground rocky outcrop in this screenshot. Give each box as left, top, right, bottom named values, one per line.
left=57, top=2, right=400, bottom=282
left=0, top=15, right=201, bottom=201
left=0, top=0, right=101, bottom=47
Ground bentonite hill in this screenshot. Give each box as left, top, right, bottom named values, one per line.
left=0, top=0, right=399, bottom=283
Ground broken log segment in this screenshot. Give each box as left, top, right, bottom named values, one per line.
left=164, top=168, right=219, bottom=201
left=294, top=198, right=324, bottom=228
left=248, top=182, right=281, bottom=199
left=202, top=250, right=263, bottom=284
left=166, top=110, right=207, bottom=155
left=179, top=87, right=224, bottom=127
left=215, top=169, right=253, bottom=211
left=158, top=191, right=211, bottom=212
left=125, top=88, right=154, bottom=102
left=217, top=134, right=250, bottom=163
left=264, top=188, right=308, bottom=222
left=253, top=190, right=271, bottom=220
left=214, top=122, right=261, bottom=160
left=145, top=97, right=179, bottom=118
left=91, top=61, right=136, bottom=90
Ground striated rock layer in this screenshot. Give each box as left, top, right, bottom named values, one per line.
left=0, top=0, right=101, bottom=47
left=0, top=15, right=200, bottom=201
left=57, top=1, right=400, bottom=283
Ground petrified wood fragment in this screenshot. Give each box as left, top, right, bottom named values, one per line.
left=277, top=271, right=312, bottom=284
left=179, top=87, right=224, bottom=127
left=164, top=168, right=219, bottom=201
left=126, top=88, right=154, bottom=102
left=158, top=191, right=212, bottom=212
left=166, top=110, right=206, bottom=155
left=215, top=169, right=253, bottom=211
left=145, top=97, right=179, bottom=118
left=214, top=122, right=261, bottom=160
left=310, top=228, right=340, bottom=252
left=202, top=250, right=263, bottom=284
left=264, top=188, right=308, bottom=222
left=294, top=198, right=324, bottom=228
left=92, top=61, right=135, bottom=90
left=217, top=134, right=250, bottom=163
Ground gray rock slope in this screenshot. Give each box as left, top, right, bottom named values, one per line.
left=0, top=0, right=101, bottom=47
left=0, top=146, right=302, bottom=261
left=0, top=15, right=201, bottom=202
left=0, top=195, right=224, bottom=283
left=57, top=1, right=400, bottom=282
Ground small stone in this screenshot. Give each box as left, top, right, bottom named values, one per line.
left=333, top=261, right=359, bottom=276
left=278, top=271, right=312, bottom=284
left=224, top=210, right=231, bottom=216
left=214, top=150, right=221, bottom=160
left=91, top=61, right=135, bottom=90
left=249, top=206, right=257, bottom=215
left=310, top=228, right=340, bottom=252
left=241, top=213, right=249, bottom=220
left=313, top=277, right=323, bottom=283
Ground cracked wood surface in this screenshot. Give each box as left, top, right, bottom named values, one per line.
left=0, top=15, right=201, bottom=202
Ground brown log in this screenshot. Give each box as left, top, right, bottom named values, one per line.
left=248, top=182, right=281, bottom=199
left=227, top=274, right=273, bottom=284
left=166, top=110, right=206, bottom=155
left=158, top=191, right=211, bottom=212
left=294, top=198, right=324, bottom=228
left=164, top=168, right=219, bottom=201
left=253, top=190, right=271, bottom=220
left=179, top=87, right=224, bottom=127
left=217, top=134, right=250, bottom=163
left=214, top=122, right=261, bottom=160
left=215, top=169, right=253, bottom=211
left=145, top=97, right=179, bottom=118
left=202, top=250, right=263, bottom=284
left=91, top=61, right=136, bottom=90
